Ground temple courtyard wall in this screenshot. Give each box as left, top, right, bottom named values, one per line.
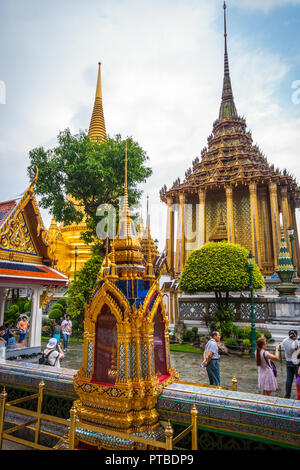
left=0, top=360, right=299, bottom=450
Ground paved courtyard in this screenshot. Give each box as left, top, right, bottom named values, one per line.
left=40, top=340, right=297, bottom=399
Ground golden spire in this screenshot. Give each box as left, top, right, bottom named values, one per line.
left=114, top=140, right=143, bottom=267
left=88, top=62, right=107, bottom=143
left=144, top=223, right=155, bottom=281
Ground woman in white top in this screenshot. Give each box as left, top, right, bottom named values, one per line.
left=61, top=315, right=72, bottom=352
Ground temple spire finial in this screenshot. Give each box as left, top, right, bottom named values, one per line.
left=219, top=1, right=238, bottom=121
left=88, top=62, right=107, bottom=143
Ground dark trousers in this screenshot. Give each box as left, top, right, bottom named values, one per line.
left=206, top=359, right=220, bottom=386
left=285, top=361, right=298, bottom=398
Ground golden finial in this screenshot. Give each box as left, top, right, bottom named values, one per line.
left=88, top=62, right=106, bottom=143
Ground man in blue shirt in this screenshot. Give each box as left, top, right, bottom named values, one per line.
left=202, top=331, right=221, bottom=386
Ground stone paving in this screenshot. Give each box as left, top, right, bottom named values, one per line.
left=38, top=340, right=297, bottom=399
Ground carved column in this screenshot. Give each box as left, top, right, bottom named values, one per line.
left=29, top=286, right=43, bottom=348
left=0, top=288, right=5, bottom=326
left=280, top=186, right=291, bottom=254
left=260, top=187, right=272, bottom=265
left=174, top=291, right=179, bottom=323
left=269, top=182, right=281, bottom=269
left=166, top=196, right=175, bottom=274
left=169, top=291, right=174, bottom=324
left=179, top=193, right=186, bottom=272
left=290, top=199, right=300, bottom=273
left=198, top=189, right=206, bottom=248
left=249, top=183, right=262, bottom=267
left=225, top=186, right=235, bottom=243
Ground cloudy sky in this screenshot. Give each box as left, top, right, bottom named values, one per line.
left=1, top=0, right=300, bottom=249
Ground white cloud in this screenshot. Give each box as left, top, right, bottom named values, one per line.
left=0, top=0, right=300, bottom=250
left=230, top=0, right=300, bottom=12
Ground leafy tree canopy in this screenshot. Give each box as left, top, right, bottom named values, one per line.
left=67, top=255, right=103, bottom=322
left=27, top=130, right=152, bottom=244
left=179, top=242, right=264, bottom=306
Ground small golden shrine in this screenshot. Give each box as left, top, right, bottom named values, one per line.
left=48, top=63, right=107, bottom=279
left=72, top=143, right=178, bottom=449
left=161, top=2, right=300, bottom=277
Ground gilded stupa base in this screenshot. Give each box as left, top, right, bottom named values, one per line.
left=73, top=368, right=178, bottom=434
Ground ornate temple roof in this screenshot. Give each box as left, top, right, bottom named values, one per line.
left=160, top=2, right=299, bottom=203
left=88, top=62, right=107, bottom=143
left=0, top=175, right=52, bottom=265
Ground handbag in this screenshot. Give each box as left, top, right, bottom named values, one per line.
left=263, top=352, right=277, bottom=377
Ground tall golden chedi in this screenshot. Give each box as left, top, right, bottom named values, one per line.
left=160, top=2, right=300, bottom=277
left=48, top=63, right=107, bottom=278
left=72, top=142, right=178, bottom=450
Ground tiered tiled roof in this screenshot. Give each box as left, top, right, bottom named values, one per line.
left=160, top=2, right=299, bottom=203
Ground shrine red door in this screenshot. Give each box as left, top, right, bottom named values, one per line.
left=93, top=304, right=117, bottom=385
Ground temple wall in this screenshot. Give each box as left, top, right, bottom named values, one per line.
left=0, top=361, right=299, bottom=449
left=205, top=190, right=226, bottom=242
left=233, top=188, right=251, bottom=251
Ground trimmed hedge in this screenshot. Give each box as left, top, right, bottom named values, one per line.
left=179, top=242, right=264, bottom=295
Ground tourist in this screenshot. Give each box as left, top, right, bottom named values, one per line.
left=202, top=331, right=221, bottom=386
left=281, top=330, right=299, bottom=399
left=6, top=332, right=16, bottom=350
left=61, top=314, right=72, bottom=352
left=256, top=337, right=279, bottom=396
left=41, top=338, right=64, bottom=367
left=0, top=325, right=8, bottom=345
left=52, top=319, right=62, bottom=346
left=17, top=315, right=28, bottom=346
left=0, top=325, right=9, bottom=344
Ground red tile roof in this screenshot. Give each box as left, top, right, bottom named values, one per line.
left=0, top=260, right=68, bottom=286
left=0, top=200, right=17, bottom=227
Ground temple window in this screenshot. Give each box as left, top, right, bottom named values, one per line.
left=93, top=304, right=117, bottom=385
left=153, top=306, right=167, bottom=378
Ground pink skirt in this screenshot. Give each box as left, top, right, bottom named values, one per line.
left=258, top=366, right=277, bottom=392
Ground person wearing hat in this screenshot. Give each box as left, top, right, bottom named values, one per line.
left=42, top=338, right=64, bottom=367
left=17, top=315, right=28, bottom=346
left=282, top=330, right=299, bottom=399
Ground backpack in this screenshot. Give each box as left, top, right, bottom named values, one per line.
left=38, top=350, right=58, bottom=366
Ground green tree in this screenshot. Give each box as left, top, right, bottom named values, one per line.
left=67, top=255, right=103, bottom=324
left=179, top=242, right=264, bottom=305
left=179, top=242, right=264, bottom=337
left=27, top=130, right=152, bottom=246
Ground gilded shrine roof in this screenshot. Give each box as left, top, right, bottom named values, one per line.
left=160, top=3, right=299, bottom=205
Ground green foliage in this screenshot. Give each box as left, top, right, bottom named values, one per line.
left=224, top=337, right=239, bottom=348
left=67, top=255, right=103, bottom=324
left=56, top=297, right=67, bottom=308
left=4, top=305, right=19, bottom=326
left=48, top=309, right=62, bottom=321
left=179, top=242, right=264, bottom=307
left=242, top=339, right=251, bottom=348
left=191, top=327, right=198, bottom=334
left=213, top=305, right=235, bottom=338
left=23, top=300, right=32, bottom=312
left=27, top=130, right=152, bottom=246
left=48, top=297, right=68, bottom=321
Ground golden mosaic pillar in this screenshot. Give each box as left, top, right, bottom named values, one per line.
left=259, top=187, right=273, bottom=271
left=269, top=182, right=281, bottom=269
left=249, top=183, right=262, bottom=267
left=281, top=186, right=291, bottom=253
left=179, top=193, right=186, bottom=271
left=166, top=196, right=175, bottom=274
left=169, top=291, right=174, bottom=324
left=225, top=186, right=235, bottom=243
left=290, top=199, right=300, bottom=272
left=198, top=189, right=206, bottom=248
